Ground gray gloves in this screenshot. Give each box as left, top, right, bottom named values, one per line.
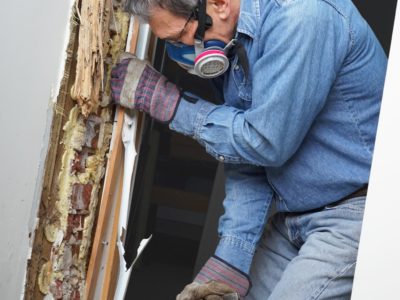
left=177, top=281, right=239, bottom=300
left=177, top=256, right=251, bottom=300
left=111, top=54, right=181, bottom=123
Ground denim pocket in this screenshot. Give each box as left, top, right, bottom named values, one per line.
left=324, top=196, right=366, bottom=212
left=232, top=58, right=252, bottom=106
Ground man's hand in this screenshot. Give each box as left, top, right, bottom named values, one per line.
left=177, top=281, right=239, bottom=300
left=177, top=256, right=250, bottom=300
left=110, top=53, right=181, bottom=123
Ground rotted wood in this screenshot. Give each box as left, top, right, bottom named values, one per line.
left=70, top=0, right=112, bottom=116
left=25, top=1, right=132, bottom=299
left=24, top=14, right=80, bottom=300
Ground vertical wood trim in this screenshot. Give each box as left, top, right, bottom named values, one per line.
left=101, top=170, right=124, bottom=300
left=84, top=109, right=124, bottom=300
left=130, top=20, right=140, bottom=55
left=99, top=17, right=142, bottom=300
left=84, top=16, right=141, bottom=300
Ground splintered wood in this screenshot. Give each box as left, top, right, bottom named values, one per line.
left=70, top=0, right=111, bottom=117
left=24, top=0, right=131, bottom=299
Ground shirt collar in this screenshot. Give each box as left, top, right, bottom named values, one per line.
left=235, top=0, right=260, bottom=39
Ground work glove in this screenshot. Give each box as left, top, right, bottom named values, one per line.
left=111, top=53, right=181, bottom=123
left=177, top=281, right=239, bottom=300
left=176, top=256, right=251, bottom=300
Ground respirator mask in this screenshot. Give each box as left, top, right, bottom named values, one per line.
left=165, top=0, right=235, bottom=79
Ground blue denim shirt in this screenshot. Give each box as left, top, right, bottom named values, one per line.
left=170, top=0, right=387, bottom=273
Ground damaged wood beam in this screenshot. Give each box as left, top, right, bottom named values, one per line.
left=25, top=0, right=131, bottom=299
left=70, top=0, right=111, bottom=117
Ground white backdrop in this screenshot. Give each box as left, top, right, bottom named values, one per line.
left=352, top=3, right=400, bottom=300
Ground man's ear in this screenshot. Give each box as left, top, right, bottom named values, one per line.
left=208, top=0, right=231, bottom=20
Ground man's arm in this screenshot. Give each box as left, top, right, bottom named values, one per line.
left=178, top=164, right=273, bottom=299
left=170, top=0, right=348, bottom=167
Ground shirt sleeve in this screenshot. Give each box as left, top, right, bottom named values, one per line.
left=170, top=0, right=348, bottom=166
left=214, top=163, right=273, bottom=274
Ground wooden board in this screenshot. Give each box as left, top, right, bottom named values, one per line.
left=84, top=109, right=124, bottom=300
left=84, top=16, right=141, bottom=300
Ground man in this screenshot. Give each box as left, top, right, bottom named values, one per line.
left=111, top=0, right=387, bottom=299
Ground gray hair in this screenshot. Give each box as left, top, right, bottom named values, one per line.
left=125, top=0, right=197, bottom=21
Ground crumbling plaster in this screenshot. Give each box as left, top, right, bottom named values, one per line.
left=0, top=1, right=75, bottom=299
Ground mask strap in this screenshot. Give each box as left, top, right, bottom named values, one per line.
left=193, top=0, right=213, bottom=41
left=195, top=0, right=206, bottom=40
left=223, top=39, right=237, bottom=54
left=191, top=0, right=214, bottom=56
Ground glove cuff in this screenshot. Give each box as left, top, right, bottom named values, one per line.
left=195, top=255, right=251, bottom=298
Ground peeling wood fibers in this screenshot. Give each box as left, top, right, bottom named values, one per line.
left=70, top=0, right=110, bottom=117
left=29, top=0, right=131, bottom=299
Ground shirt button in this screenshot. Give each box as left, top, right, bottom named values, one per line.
left=218, top=155, right=225, bottom=161
left=234, top=65, right=240, bottom=71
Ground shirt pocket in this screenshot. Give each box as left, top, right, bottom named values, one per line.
left=232, top=57, right=252, bottom=108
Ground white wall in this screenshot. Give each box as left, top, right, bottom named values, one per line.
left=0, top=1, right=73, bottom=298
left=352, top=4, right=400, bottom=300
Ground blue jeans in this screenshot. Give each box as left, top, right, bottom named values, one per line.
left=246, top=196, right=365, bottom=300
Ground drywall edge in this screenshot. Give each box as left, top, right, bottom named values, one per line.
left=28, top=0, right=75, bottom=251
left=24, top=1, right=75, bottom=297
left=0, top=1, right=75, bottom=298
